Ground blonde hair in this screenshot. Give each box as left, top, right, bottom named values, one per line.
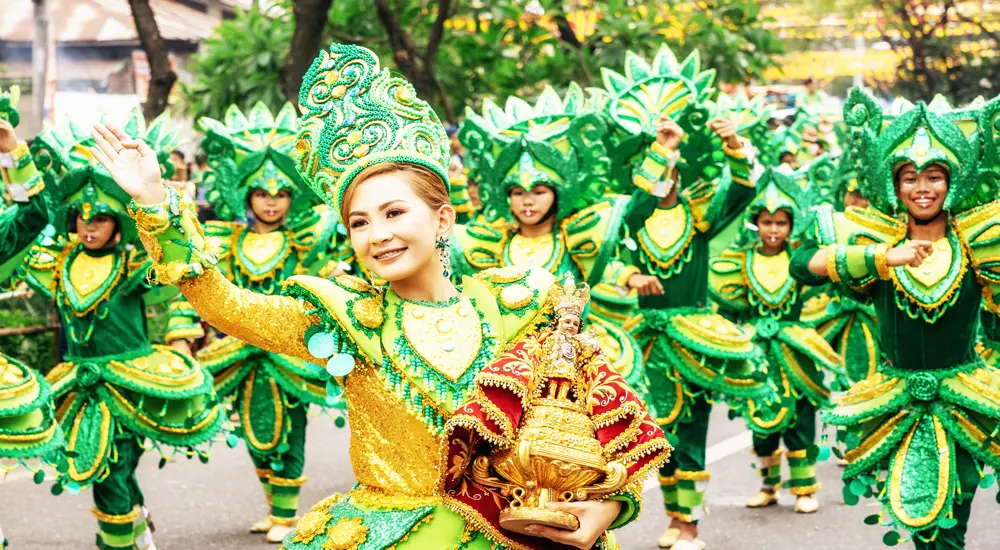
left=341, top=162, right=450, bottom=225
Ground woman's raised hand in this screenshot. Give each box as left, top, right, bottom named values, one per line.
left=90, top=123, right=166, bottom=205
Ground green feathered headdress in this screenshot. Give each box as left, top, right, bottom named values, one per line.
left=589, top=47, right=723, bottom=192
left=743, top=164, right=813, bottom=238
left=0, top=85, right=20, bottom=127
left=707, top=91, right=772, bottom=157
left=295, top=43, right=450, bottom=222
left=843, top=87, right=1000, bottom=214
left=30, top=109, right=182, bottom=243
left=458, top=83, right=610, bottom=223
left=199, top=101, right=313, bottom=222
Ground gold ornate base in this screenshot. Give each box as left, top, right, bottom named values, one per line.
left=499, top=506, right=580, bottom=536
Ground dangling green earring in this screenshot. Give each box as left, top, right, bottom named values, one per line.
left=436, top=236, right=451, bottom=278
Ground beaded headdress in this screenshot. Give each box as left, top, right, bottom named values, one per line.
left=458, top=84, right=611, bottom=222
left=199, top=102, right=314, bottom=222
left=551, top=274, right=590, bottom=318
left=31, top=109, right=182, bottom=242
left=590, top=47, right=722, bottom=192
left=294, top=43, right=450, bottom=221
left=843, top=87, right=1000, bottom=213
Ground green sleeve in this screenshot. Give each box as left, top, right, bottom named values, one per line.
left=789, top=240, right=828, bottom=287
left=607, top=490, right=641, bottom=530
left=0, top=144, right=49, bottom=264
left=624, top=190, right=659, bottom=235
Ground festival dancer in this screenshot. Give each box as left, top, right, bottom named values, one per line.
left=17, top=111, right=222, bottom=550
left=790, top=88, right=1000, bottom=549
left=164, top=102, right=348, bottom=542
left=710, top=166, right=841, bottom=514
left=0, top=89, right=64, bottom=550
left=591, top=47, right=773, bottom=550
left=452, top=84, right=656, bottom=399
left=92, top=42, right=667, bottom=550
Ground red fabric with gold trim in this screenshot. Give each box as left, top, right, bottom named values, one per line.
left=440, top=332, right=671, bottom=550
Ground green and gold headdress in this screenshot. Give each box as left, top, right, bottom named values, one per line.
left=843, top=87, right=999, bottom=213
left=31, top=109, right=182, bottom=243
left=589, top=47, right=722, bottom=192
left=199, top=101, right=313, bottom=222
left=743, top=164, right=812, bottom=239
left=458, top=83, right=610, bottom=223
left=707, top=91, right=772, bottom=156
left=295, top=43, right=450, bottom=221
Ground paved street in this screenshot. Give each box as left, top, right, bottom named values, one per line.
left=1, top=405, right=995, bottom=549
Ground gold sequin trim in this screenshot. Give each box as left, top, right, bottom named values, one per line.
left=322, top=517, right=367, bottom=550
left=91, top=505, right=140, bottom=524
left=675, top=470, right=711, bottom=482
left=843, top=410, right=909, bottom=464
left=351, top=297, right=384, bottom=329
left=291, top=505, right=330, bottom=545
left=270, top=475, right=309, bottom=487
left=889, top=415, right=949, bottom=529
left=103, top=384, right=220, bottom=434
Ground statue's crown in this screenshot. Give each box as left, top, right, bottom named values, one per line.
left=552, top=274, right=590, bottom=317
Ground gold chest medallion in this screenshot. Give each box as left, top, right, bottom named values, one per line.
left=401, top=297, right=482, bottom=382
left=751, top=250, right=790, bottom=294
left=508, top=233, right=556, bottom=267
left=904, top=238, right=952, bottom=288
left=240, top=231, right=289, bottom=267
left=644, top=205, right=689, bottom=251
left=68, top=252, right=116, bottom=298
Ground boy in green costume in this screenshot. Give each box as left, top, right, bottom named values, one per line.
left=593, top=47, right=774, bottom=550
left=791, top=88, right=1000, bottom=549
left=10, top=110, right=223, bottom=550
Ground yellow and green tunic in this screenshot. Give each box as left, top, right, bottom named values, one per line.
left=130, top=188, right=657, bottom=550
left=790, top=203, right=1000, bottom=545
left=710, top=243, right=841, bottom=495
left=451, top=195, right=648, bottom=404
left=165, top=206, right=349, bottom=523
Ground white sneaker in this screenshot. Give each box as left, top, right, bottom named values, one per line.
left=266, top=523, right=295, bottom=544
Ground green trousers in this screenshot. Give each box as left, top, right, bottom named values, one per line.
left=751, top=397, right=819, bottom=495
left=913, top=446, right=978, bottom=550
left=93, top=432, right=151, bottom=549
left=658, top=393, right=712, bottom=524
left=241, top=390, right=309, bottom=522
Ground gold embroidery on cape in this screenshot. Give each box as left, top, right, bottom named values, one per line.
left=402, top=298, right=482, bottom=382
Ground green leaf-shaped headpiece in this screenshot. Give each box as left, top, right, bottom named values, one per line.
left=31, top=109, right=182, bottom=243
left=295, top=43, right=450, bottom=222
left=199, top=101, right=312, bottom=222
left=458, top=83, right=610, bottom=223
left=590, top=46, right=722, bottom=192
left=0, top=85, right=21, bottom=128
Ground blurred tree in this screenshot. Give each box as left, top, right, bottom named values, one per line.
left=127, top=0, right=177, bottom=120
left=182, top=0, right=783, bottom=122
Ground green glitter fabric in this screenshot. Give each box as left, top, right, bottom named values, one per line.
left=0, top=353, right=64, bottom=461
left=295, top=43, right=450, bottom=222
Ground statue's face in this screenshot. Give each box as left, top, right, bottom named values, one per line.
left=556, top=314, right=581, bottom=334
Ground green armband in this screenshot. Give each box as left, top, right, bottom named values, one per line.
left=633, top=141, right=678, bottom=196
left=723, top=140, right=753, bottom=188
left=826, top=244, right=877, bottom=286
left=607, top=491, right=641, bottom=530
left=1, top=141, right=44, bottom=200
left=128, top=188, right=218, bottom=285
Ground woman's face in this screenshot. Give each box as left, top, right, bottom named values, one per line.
left=346, top=172, right=450, bottom=283
left=509, top=185, right=555, bottom=227
left=757, top=209, right=791, bottom=250
left=76, top=213, right=118, bottom=250
left=896, top=163, right=948, bottom=221
left=249, top=189, right=292, bottom=225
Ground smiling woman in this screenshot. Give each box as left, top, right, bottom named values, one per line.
left=91, top=42, right=667, bottom=550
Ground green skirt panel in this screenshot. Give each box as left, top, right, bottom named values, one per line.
left=0, top=353, right=64, bottom=461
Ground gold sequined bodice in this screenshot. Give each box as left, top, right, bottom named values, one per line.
left=904, top=237, right=952, bottom=287
left=400, top=298, right=483, bottom=382
left=67, top=251, right=117, bottom=298
left=240, top=230, right=289, bottom=267
left=643, top=204, right=690, bottom=251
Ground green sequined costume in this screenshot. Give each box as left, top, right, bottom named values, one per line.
left=118, top=43, right=666, bottom=550
left=452, top=84, right=647, bottom=401
left=18, top=111, right=222, bottom=550
left=790, top=88, right=1000, bottom=548
left=166, top=102, right=350, bottom=530
left=710, top=165, right=842, bottom=497
left=592, top=46, right=773, bottom=525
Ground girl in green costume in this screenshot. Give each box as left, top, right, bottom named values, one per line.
left=710, top=165, right=842, bottom=514
left=592, top=47, right=773, bottom=550
left=791, top=88, right=1000, bottom=549
left=0, top=89, right=64, bottom=549
left=451, top=84, right=655, bottom=401
left=17, top=111, right=223, bottom=550
left=165, top=102, right=350, bottom=543
left=92, top=43, right=667, bottom=550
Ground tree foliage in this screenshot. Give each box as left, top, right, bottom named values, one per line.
left=182, top=0, right=783, bottom=123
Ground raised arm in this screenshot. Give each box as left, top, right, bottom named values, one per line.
left=0, top=120, right=49, bottom=264
left=90, top=123, right=319, bottom=362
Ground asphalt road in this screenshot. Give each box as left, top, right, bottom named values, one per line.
left=1, top=405, right=995, bottom=549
